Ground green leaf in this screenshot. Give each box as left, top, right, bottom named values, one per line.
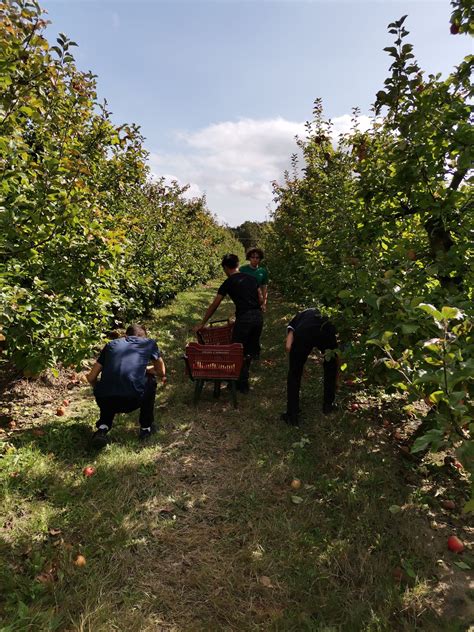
left=462, top=499, right=474, bottom=514
left=338, top=289, right=351, bottom=299
left=367, top=339, right=381, bottom=346
left=291, top=495, right=304, bottom=505
left=412, top=429, right=444, bottom=453
left=453, top=561, right=471, bottom=570
left=417, top=303, right=443, bottom=321
left=401, top=324, right=419, bottom=334
left=428, top=391, right=445, bottom=404
left=440, top=306, right=463, bottom=321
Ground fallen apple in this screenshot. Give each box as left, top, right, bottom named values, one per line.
left=56, top=406, right=66, bottom=416
left=74, top=554, right=87, bottom=566
left=83, top=466, right=96, bottom=477
left=350, top=403, right=360, bottom=411
left=290, top=478, right=302, bottom=490
left=392, top=567, right=404, bottom=582
left=441, top=500, right=455, bottom=510
left=62, top=399, right=70, bottom=407
left=447, top=535, right=464, bottom=553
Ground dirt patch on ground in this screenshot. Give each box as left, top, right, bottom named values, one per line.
left=0, top=364, right=87, bottom=431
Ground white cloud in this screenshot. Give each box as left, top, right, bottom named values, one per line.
left=148, top=114, right=372, bottom=226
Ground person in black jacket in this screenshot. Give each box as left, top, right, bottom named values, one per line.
left=281, top=308, right=338, bottom=426
left=194, top=253, right=263, bottom=393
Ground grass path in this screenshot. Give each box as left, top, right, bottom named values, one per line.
left=1, top=283, right=472, bottom=631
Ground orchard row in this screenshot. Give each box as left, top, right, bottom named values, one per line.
left=264, top=7, right=473, bottom=494
left=0, top=0, right=239, bottom=373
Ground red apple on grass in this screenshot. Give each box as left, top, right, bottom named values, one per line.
left=83, top=466, right=96, bottom=477
left=447, top=536, right=464, bottom=553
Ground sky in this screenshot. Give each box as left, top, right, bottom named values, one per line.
left=41, top=0, right=471, bottom=226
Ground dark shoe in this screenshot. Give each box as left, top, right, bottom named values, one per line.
left=323, top=403, right=338, bottom=415
left=91, top=428, right=109, bottom=449
left=280, top=412, right=299, bottom=426
left=139, top=425, right=157, bottom=440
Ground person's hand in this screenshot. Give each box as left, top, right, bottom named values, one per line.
left=261, top=303, right=267, bottom=313
left=161, top=375, right=168, bottom=386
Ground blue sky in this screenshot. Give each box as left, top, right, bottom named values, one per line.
left=41, top=1, right=471, bottom=225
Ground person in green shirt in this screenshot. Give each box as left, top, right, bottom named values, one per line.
left=239, top=248, right=268, bottom=310
left=239, top=247, right=269, bottom=359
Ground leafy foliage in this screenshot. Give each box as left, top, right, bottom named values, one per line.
left=265, top=13, right=473, bottom=491
left=0, top=0, right=238, bottom=373
left=230, top=220, right=269, bottom=251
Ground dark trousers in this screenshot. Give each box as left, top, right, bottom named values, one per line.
left=287, top=336, right=337, bottom=418
left=232, top=309, right=263, bottom=386
left=95, top=377, right=157, bottom=430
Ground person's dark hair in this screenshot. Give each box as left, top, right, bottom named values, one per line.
left=246, top=247, right=264, bottom=261
left=221, top=253, right=239, bottom=269
left=126, top=324, right=147, bottom=337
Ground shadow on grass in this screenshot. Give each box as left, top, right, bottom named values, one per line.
left=1, top=286, right=471, bottom=631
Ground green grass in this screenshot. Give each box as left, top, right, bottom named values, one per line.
left=0, top=282, right=471, bottom=631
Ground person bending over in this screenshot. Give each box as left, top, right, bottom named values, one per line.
left=87, top=324, right=166, bottom=448
left=195, top=253, right=263, bottom=393
left=281, top=308, right=338, bottom=426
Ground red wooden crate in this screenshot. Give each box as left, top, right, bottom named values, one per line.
left=196, top=319, right=234, bottom=345
left=185, top=342, right=243, bottom=380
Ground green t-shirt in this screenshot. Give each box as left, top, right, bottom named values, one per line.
left=239, top=264, right=269, bottom=287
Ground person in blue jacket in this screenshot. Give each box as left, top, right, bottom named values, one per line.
left=87, top=324, right=166, bottom=447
